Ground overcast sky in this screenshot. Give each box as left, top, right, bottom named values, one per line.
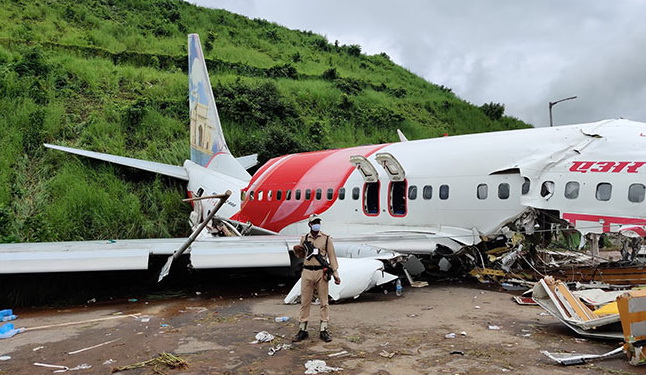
left=190, top=0, right=646, bottom=127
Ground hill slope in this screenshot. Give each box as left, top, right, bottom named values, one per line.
left=0, top=0, right=530, bottom=242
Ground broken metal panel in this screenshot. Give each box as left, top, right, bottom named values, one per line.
left=402, top=255, right=425, bottom=276
left=532, top=277, right=621, bottom=332
left=284, top=257, right=398, bottom=303
left=542, top=346, right=623, bottom=366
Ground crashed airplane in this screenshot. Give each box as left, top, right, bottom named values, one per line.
left=2, top=33, right=646, bottom=301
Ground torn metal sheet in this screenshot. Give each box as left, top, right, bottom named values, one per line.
left=284, top=257, right=398, bottom=303
left=532, top=276, right=623, bottom=339
left=574, top=289, right=627, bottom=308
left=542, top=346, right=623, bottom=365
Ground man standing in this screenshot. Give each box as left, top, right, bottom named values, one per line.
left=292, top=214, right=341, bottom=342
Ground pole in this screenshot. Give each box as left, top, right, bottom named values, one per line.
left=549, top=96, right=577, bottom=127
left=158, top=190, right=232, bottom=282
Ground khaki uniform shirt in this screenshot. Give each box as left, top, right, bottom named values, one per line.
left=298, top=231, right=339, bottom=278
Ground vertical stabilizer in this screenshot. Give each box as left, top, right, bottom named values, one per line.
left=188, top=34, right=250, bottom=181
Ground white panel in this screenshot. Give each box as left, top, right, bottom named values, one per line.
left=0, top=250, right=149, bottom=273
left=628, top=297, right=646, bottom=313
left=630, top=321, right=646, bottom=337
left=190, top=242, right=290, bottom=268
left=0, top=238, right=188, bottom=274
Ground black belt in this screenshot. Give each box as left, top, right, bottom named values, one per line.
left=303, top=265, right=324, bottom=270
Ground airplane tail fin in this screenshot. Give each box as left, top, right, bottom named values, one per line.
left=188, top=34, right=251, bottom=181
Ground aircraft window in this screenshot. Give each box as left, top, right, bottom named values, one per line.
left=352, top=187, right=360, bottom=200
left=196, top=187, right=204, bottom=197
left=522, top=178, right=530, bottom=195
left=249, top=191, right=255, bottom=201
left=285, top=190, right=292, bottom=200
left=498, top=183, right=510, bottom=200
left=596, top=183, right=612, bottom=201
left=390, top=181, right=407, bottom=216
left=565, top=181, right=580, bottom=199
left=240, top=191, right=246, bottom=201
left=629, top=184, right=645, bottom=203
left=477, top=184, right=488, bottom=200
left=314, top=188, right=321, bottom=200
left=408, top=185, right=417, bottom=200
left=267, top=190, right=273, bottom=201
left=305, top=189, right=312, bottom=200
left=295, top=189, right=301, bottom=200
left=339, top=188, right=346, bottom=200
left=276, top=190, right=282, bottom=201
left=540, top=181, right=554, bottom=198
left=364, top=182, right=380, bottom=215
left=423, top=185, right=432, bottom=200
left=257, top=191, right=264, bottom=201
left=439, top=184, right=449, bottom=200
left=327, top=188, right=334, bottom=200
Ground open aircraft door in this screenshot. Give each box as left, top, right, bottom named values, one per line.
left=375, top=153, right=406, bottom=182
left=375, top=153, right=407, bottom=216
left=350, top=155, right=380, bottom=216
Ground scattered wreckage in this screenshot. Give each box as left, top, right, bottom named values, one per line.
left=533, top=276, right=646, bottom=367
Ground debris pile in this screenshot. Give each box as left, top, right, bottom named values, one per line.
left=530, top=276, right=646, bottom=367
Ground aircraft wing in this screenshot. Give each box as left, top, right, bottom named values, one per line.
left=44, top=144, right=190, bottom=181
left=0, top=232, right=464, bottom=274
left=0, top=236, right=293, bottom=274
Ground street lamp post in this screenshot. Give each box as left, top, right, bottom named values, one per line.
left=549, top=96, right=577, bottom=127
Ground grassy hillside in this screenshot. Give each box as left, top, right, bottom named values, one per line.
left=0, top=0, right=530, bottom=243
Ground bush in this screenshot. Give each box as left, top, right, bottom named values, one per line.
left=322, top=68, right=337, bottom=80
left=480, top=102, right=505, bottom=121
left=266, top=63, right=298, bottom=79
left=347, top=44, right=361, bottom=56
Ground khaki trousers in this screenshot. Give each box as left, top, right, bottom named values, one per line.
left=299, top=269, right=330, bottom=323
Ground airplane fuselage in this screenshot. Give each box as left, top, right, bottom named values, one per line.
left=186, top=119, right=646, bottom=243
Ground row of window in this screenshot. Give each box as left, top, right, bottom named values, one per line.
left=543, top=181, right=646, bottom=203
left=243, top=181, right=646, bottom=204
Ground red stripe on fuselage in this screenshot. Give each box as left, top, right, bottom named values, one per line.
left=563, top=213, right=646, bottom=232
left=231, top=144, right=389, bottom=232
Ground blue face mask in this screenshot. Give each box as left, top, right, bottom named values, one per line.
left=311, top=223, right=321, bottom=232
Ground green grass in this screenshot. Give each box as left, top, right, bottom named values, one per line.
left=0, top=0, right=530, bottom=242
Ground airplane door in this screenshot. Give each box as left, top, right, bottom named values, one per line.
left=375, top=153, right=405, bottom=181
left=376, top=153, right=407, bottom=216
left=350, top=155, right=379, bottom=183
left=350, top=155, right=380, bottom=216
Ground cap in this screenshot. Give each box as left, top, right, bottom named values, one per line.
left=308, top=214, right=322, bottom=224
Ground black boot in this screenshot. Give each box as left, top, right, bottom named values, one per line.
left=319, top=321, right=332, bottom=342
left=320, top=330, right=332, bottom=342
left=292, top=322, right=309, bottom=342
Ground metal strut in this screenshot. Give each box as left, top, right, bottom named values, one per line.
left=158, top=190, right=232, bottom=282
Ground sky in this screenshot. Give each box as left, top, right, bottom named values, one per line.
left=190, top=0, right=646, bottom=127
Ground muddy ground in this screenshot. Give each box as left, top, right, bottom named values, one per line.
left=0, top=276, right=639, bottom=375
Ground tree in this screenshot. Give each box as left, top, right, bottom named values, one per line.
left=481, top=102, right=505, bottom=121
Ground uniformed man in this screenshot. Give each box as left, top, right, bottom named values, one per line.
left=292, top=214, right=341, bottom=342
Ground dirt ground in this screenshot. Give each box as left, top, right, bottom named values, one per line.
left=0, top=278, right=639, bottom=375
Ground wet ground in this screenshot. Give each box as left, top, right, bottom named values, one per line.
left=0, top=273, right=640, bottom=375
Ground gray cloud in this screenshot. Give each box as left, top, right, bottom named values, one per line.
left=191, top=0, right=646, bottom=127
